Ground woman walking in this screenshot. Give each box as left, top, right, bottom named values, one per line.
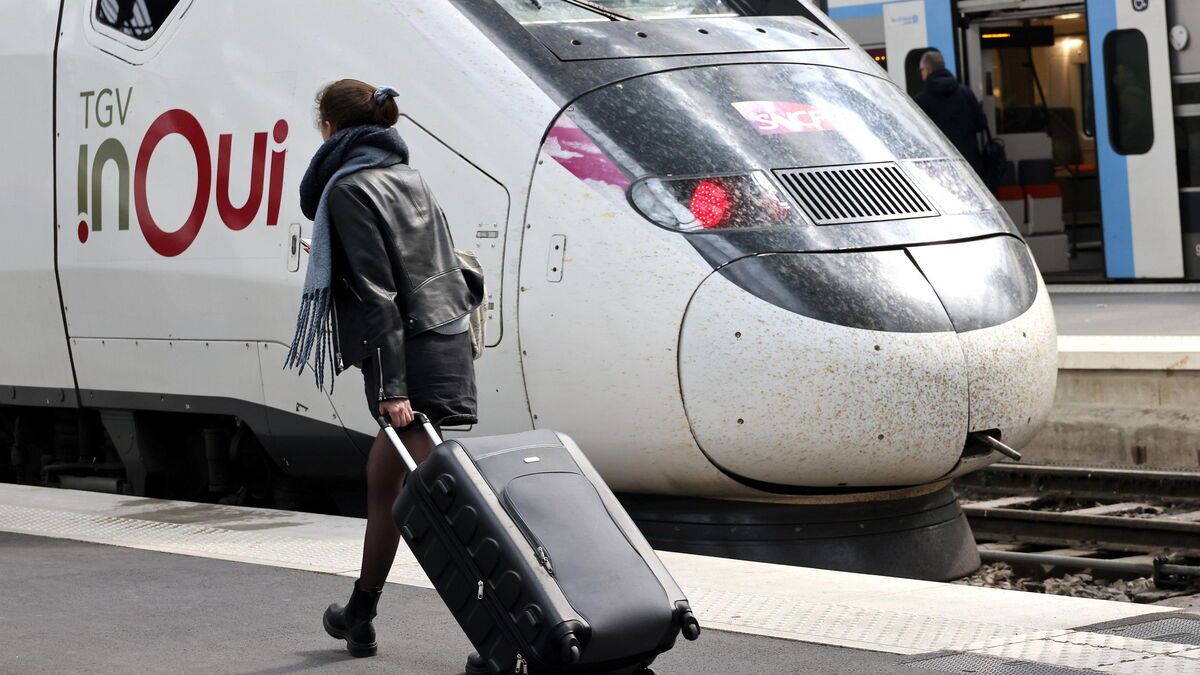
left=285, top=79, right=483, bottom=658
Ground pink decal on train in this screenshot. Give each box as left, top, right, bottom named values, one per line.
left=544, top=115, right=631, bottom=190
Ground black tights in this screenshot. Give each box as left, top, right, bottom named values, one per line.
left=358, top=424, right=437, bottom=589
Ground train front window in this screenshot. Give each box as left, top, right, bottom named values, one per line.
left=95, top=0, right=182, bottom=40
left=494, top=0, right=771, bottom=24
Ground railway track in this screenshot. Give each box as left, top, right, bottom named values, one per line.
left=954, top=463, right=1200, bottom=592
left=957, top=463, right=1200, bottom=555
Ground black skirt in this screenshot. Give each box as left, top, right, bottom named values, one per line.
left=361, top=330, right=477, bottom=427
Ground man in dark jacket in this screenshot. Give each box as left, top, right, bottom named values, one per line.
left=914, top=49, right=988, bottom=176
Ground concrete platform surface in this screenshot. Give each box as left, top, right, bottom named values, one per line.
left=0, top=532, right=922, bottom=675
left=5, top=485, right=1200, bottom=674
left=1049, top=285, right=1200, bottom=338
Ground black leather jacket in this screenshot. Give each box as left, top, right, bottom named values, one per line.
left=328, top=162, right=484, bottom=399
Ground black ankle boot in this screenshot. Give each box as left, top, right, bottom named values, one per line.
left=323, top=581, right=383, bottom=657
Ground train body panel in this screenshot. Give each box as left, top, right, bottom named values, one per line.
left=2, top=0, right=1056, bottom=510
left=955, top=280, right=1058, bottom=453
left=680, top=265, right=969, bottom=488
left=51, top=0, right=554, bottom=444
left=0, top=0, right=77, bottom=401
left=518, top=150, right=749, bottom=497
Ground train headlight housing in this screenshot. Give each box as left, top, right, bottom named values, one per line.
left=629, top=172, right=800, bottom=231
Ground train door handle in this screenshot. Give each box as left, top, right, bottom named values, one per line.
left=287, top=223, right=302, bottom=272
left=547, top=234, right=566, bottom=283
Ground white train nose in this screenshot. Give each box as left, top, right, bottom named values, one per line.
left=678, top=240, right=1057, bottom=490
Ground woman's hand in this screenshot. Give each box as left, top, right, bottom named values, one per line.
left=380, top=398, right=414, bottom=428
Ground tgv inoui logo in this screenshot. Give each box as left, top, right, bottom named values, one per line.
left=76, top=87, right=288, bottom=257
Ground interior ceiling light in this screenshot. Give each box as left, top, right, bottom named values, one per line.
left=1055, top=13, right=1081, bottom=20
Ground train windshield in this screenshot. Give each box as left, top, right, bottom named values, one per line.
left=561, top=63, right=955, bottom=180
left=542, top=63, right=993, bottom=234
left=495, top=0, right=743, bottom=23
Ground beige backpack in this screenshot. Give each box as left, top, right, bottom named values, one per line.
left=455, top=249, right=486, bottom=360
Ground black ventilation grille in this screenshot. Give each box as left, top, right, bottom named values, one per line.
left=773, top=163, right=937, bottom=225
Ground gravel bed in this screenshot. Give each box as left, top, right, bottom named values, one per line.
left=954, top=562, right=1161, bottom=602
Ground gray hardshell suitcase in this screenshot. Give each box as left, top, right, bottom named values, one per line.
left=383, top=415, right=700, bottom=674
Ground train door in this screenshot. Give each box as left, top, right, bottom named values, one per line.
left=1086, top=0, right=1183, bottom=278
left=963, top=1, right=1183, bottom=279
left=393, top=118, right=521, bottom=436
left=960, top=7, right=1098, bottom=278
left=1169, top=1, right=1200, bottom=279
left=0, top=0, right=79, bottom=407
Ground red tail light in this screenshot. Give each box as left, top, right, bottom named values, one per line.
left=689, top=180, right=730, bottom=229
left=629, top=171, right=799, bottom=232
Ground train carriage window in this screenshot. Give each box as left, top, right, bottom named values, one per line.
left=1103, top=30, right=1154, bottom=155
left=95, top=0, right=182, bottom=41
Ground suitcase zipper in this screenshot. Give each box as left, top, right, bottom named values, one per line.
left=408, top=479, right=540, bottom=671
left=503, top=494, right=555, bottom=577
left=477, top=580, right=484, bottom=600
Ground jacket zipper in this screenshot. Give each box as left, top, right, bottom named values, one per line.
left=376, top=347, right=384, bottom=400
left=330, top=298, right=343, bottom=370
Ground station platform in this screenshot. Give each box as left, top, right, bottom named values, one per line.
left=1050, top=284, right=1200, bottom=339
left=4, top=485, right=1200, bottom=673
left=1025, top=285, right=1200, bottom=468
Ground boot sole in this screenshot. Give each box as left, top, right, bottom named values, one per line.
left=323, top=611, right=377, bottom=658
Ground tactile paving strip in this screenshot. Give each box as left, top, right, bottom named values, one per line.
left=684, top=586, right=1036, bottom=653
left=903, top=624, right=1200, bottom=674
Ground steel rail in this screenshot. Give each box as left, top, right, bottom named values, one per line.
left=979, top=552, right=1200, bottom=583
left=964, top=505, right=1200, bottom=555
left=957, top=463, right=1200, bottom=501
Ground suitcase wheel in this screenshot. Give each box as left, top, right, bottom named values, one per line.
left=559, top=632, right=581, bottom=664
left=680, top=610, right=701, bottom=641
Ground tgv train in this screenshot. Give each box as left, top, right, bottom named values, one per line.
left=0, top=0, right=1056, bottom=580
left=829, top=0, right=1200, bottom=280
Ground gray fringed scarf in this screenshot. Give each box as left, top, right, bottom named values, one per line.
left=284, top=125, right=409, bottom=392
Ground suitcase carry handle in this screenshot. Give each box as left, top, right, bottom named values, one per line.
left=377, top=413, right=443, bottom=473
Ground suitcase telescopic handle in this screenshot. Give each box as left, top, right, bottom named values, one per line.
left=377, top=413, right=443, bottom=474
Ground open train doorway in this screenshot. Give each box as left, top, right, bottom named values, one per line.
left=964, top=7, right=1099, bottom=279
left=961, top=0, right=1184, bottom=280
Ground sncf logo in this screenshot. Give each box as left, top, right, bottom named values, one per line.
left=76, top=87, right=288, bottom=257
left=732, top=100, right=838, bottom=136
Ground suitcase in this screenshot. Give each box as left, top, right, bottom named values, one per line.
left=382, top=414, right=700, bottom=674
